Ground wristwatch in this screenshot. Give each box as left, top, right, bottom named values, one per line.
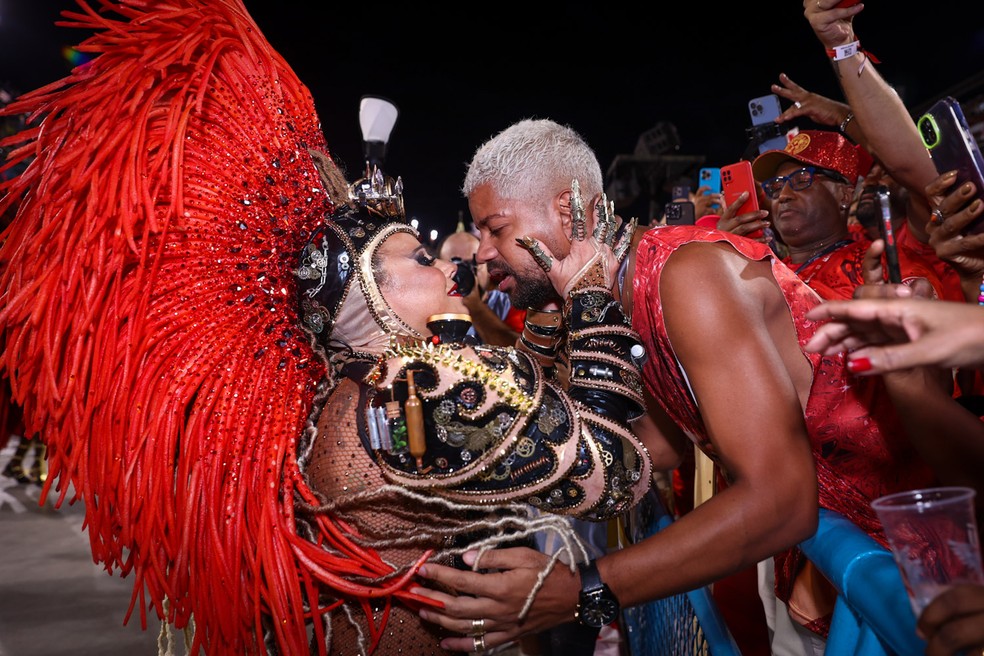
left=575, top=559, right=620, bottom=628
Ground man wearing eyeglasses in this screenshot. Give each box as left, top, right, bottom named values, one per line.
left=751, top=130, right=875, bottom=299
left=752, top=130, right=950, bottom=302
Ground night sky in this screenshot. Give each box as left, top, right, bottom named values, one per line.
left=3, top=1, right=984, bottom=237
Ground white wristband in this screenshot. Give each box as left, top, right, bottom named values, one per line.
left=829, top=40, right=860, bottom=61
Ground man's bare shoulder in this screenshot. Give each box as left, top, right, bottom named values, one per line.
left=664, top=239, right=767, bottom=281
left=660, top=239, right=780, bottom=327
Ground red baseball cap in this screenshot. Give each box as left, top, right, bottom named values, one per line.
left=752, top=130, right=873, bottom=184
left=695, top=214, right=719, bottom=229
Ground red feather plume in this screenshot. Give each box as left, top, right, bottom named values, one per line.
left=0, top=1, right=421, bottom=653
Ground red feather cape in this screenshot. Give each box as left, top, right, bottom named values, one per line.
left=0, top=1, right=430, bottom=653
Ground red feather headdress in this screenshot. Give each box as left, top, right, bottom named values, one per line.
left=0, top=1, right=428, bottom=653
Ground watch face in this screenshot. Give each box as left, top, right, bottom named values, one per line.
left=578, top=591, right=619, bottom=627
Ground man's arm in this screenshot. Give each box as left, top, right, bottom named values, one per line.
left=804, top=1, right=939, bottom=241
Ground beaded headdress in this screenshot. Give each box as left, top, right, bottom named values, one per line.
left=296, top=166, right=420, bottom=363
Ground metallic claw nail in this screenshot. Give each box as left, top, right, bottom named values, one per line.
left=607, top=199, right=617, bottom=246
left=592, top=195, right=607, bottom=243
left=613, top=216, right=638, bottom=262
left=593, top=192, right=617, bottom=246
left=570, top=178, right=586, bottom=241
left=517, top=236, right=553, bottom=272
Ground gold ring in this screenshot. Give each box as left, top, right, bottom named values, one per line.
left=472, top=634, right=486, bottom=653
left=470, top=617, right=486, bottom=636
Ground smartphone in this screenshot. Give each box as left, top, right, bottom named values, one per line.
left=918, top=96, right=984, bottom=235
left=876, top=185, right=902, bottom=284
left=748, top=94, right=787, bottom=155
left=664, top=201, right=695, bottom=226
left=698, top=167, right=721, bottom=195
left=722, top=161, right=763, bottom=238
left=671, top=184, right=691, bottom=201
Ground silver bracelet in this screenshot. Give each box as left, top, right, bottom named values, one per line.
left=839, top=111, right=855, bottom=133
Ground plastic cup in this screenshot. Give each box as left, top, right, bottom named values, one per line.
left=871, top=486, right=984, bottom=616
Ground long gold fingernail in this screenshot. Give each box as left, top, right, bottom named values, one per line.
left=570, top=178, right=586, bottom=241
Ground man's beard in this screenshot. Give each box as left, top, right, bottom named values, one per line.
left=856, top=184, right=907, bottom=234
left=855, top=195, right=880, bottom=232
left=511, top=274, right=558, bottom=310
left=492, top=262, right=560, bottom=310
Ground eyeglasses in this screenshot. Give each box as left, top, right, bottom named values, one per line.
left=761, top=166, right=850, bottom=199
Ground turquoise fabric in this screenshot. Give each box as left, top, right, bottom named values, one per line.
left=799, top=508, right=927, bottom=656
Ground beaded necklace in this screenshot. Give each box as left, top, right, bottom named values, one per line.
left=793, top=239, right=855, bottom=285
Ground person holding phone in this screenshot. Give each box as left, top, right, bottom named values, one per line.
left=796, top=0, right=984, bottom=396
left=750, top=129, right=951, bottom=304
left=800, top=178, right=984, bottom=656
left=770, top=75, right=966, bottom=304
left=751, top=129, right=881, bottom=299
left=799, top=1, right=979, bottom=290
left=711, top=160, right=775, bottom=246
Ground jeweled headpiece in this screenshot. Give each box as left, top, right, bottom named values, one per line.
left=296, top=164, right=419, bottom=361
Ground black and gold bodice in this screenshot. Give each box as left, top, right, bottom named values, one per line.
left=357, top=286, right=651, bottom=522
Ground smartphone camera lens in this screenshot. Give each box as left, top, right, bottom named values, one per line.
left=919, top=117, right=939, bottom=148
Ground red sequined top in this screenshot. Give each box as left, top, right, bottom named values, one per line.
left=844, top=222, right=961, bottom=301
left=895, top=222, right=966, bottom=303
left=630, top=226, right=937, bottom=630
left=785, top=238, right=866, bottom=300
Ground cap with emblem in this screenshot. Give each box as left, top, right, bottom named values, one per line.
left=752, top=129, right=873, bottom=184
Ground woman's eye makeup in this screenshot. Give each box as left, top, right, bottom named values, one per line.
left=413, top=249, right=436, bottom=266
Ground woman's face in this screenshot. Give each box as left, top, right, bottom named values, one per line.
left=376, top=232, right=467, bottom=335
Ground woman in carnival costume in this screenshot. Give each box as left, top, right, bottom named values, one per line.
left=0, top=1, right=651, bottom=654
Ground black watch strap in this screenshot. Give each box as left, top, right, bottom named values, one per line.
left=575, top=558, right=620, bottom=629
left=578, top=558, right=603, bottom=592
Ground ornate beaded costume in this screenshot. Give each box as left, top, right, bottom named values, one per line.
left=0, top=2, right=652, bottom=654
